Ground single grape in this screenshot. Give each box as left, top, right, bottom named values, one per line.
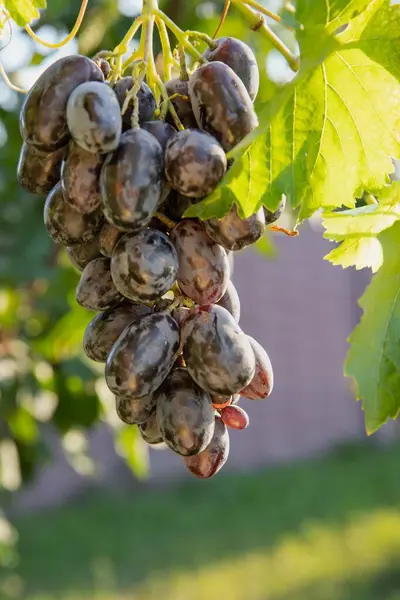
left=204, top=205, right=265, bottom=251
left=264, top=196, right=286, bottom=224
left=66, top=238, right=102, bottom=271
left=76, top=257, right=123, bottom=311
left=83, top=301, right=151, bottom=362
left=217, top=281, right=240, bottom=323
left=139, top=412, right=163, bottom=445
left=17, top=143, right=66, bottom=195
left=141, top=121, right=176, bottom=151
left=184, top=417, right=229, bottom=479
left=182, top=305, right=256, bottom=395
left=61, top=141, right=104, bottom=214
left=116, top=395, right=156, bottom=425
left=240, top=336, right=274, bottom=400
left=44, top=182, right=103, bottom=246
left=165, top=129, right=227, bottom=198
left=156, top=368, right=215, bottom=456
left=99, top=222, right=123, bottom=257
left=204, top=37, right=259, bottom=101
left=66, top=81, right=122, bottom=154
left=211, top=394, right=238, bottom=409
left=111, top=229, right=178, bottom=302
left=20, top=55, right=103, bottom=151
left=220, top=405, right=249, bottom=430
left=100, top=129, right=164, bottom=230
left=165, top=78, right=198, bottom=129
left=105, top=312, right=180, bottom=398
left=114, top=78, right=156, bottom=130
left=171, top=219, right=230, bottom=305
left=189, top=61, right=258, bottom=151
left=172, top=306, right=191, bottom=329
left=92, top=56, right=111, bottom=79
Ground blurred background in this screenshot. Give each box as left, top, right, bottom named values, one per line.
left=1, top=0, right=400, bottom=598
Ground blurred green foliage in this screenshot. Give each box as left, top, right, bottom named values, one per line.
left=0, top=0, right=284, bottom=493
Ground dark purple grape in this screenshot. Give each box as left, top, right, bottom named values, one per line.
left=66, top=238, right=102, bottom=271
left=189, top=61, right=258, bottom=151
left=116, top=394, right=156, bottom=425
left=66, top=81, right=122, bottom=154
left=171, top=219, right=230, bottom=304
left=204, top=37, right=259, bottom=101
left=76, top=257, right=123, bottom=311
left=114, top=78, right=156, bottom=130
left=264, top=196, right=286, bottom=224
left=165, top=129, right=226, bottom=198
left=99, top=222, right=123, bottom=257
left=217, top=281, right=240, bottom=323
left=83, top=301, right=151, bottom=362
left=204, top=205, right=265, bottom=251
left=141, top=121, right=176, bottom=150
left=240, top=336, right=274, bottom=400
left=184, top=417, right=229, bottom=479
left=100, top=129, right=164, bottom=231
left=20, top=55, right=103, bottom=151
left=162, top=190, right=200, bottom=221
left=61, top=141, right=104, bottom=214
left=165, top=78, right=198, bottom=129
left=17, top=142, right=66, bottom=195
left=44, top=183, right=103, bottom=246
left=139, top=412, right=163, bottom=444
left=182, top=305, right=256, bottom=395
left=105, top=312, right=180, bottom=398
left=111, top=229, right=178, bottom=302
left=156, top=368, right=215, bottom=456
left=220, top=405, right=249, bottom=430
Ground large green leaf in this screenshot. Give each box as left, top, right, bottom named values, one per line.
left=346, top=222, right=400, bottom=433
left=188, top=1, right=400, bottom=222
left=322, top=193, right=400, bottom=272
left=4, top=0, right=46, bottom=27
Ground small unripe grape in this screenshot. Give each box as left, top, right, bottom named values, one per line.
left=67, top=81, right=122, bottom=154
left=165, top=129, right=227, bottom=198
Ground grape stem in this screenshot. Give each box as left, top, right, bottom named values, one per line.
left=0, top=58, right=27, bottom=93
left=154, top=212, right=177, bottom=229
left=232, top=0, right=299, bottom=72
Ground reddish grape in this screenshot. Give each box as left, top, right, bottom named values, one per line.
left=220, top=405, right=249, bottom=430
left=204, top=205, right=265, bottom=252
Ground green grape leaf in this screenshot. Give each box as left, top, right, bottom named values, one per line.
left=116, top=427, right=149, bottom=480
left=296, top=0, right=382, bottom=33
left=4, top=0, right=46, bottom=27
left=322, top=200, right=400, bottom=272
left=346, top=222, right=400, bottom=433
left=190, top=1, right=400, bottom=223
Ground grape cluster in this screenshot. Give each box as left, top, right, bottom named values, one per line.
left=17, top=38, right=281, bottom=479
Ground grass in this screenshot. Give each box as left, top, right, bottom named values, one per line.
left=7, top=442, right=400, bottom=600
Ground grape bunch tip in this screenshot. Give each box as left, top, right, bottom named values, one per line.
left=17, top=33, right=280, bottom=480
